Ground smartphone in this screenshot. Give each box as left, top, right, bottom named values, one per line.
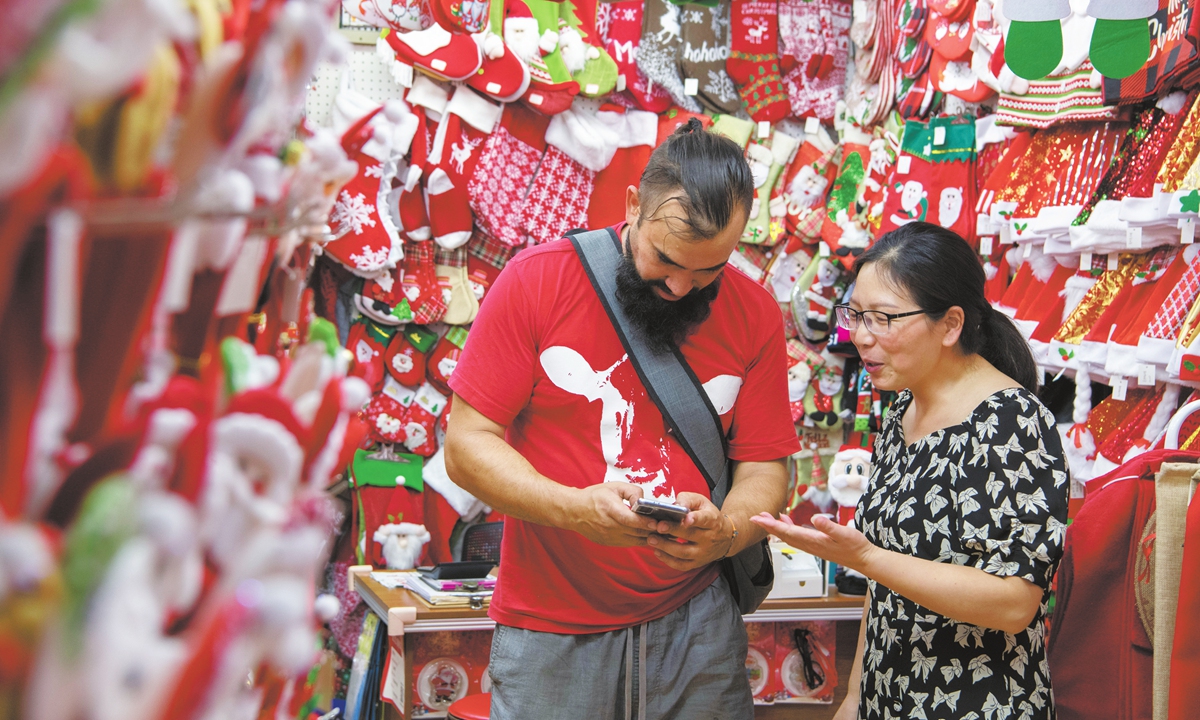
left=631, top=498, right=689, bottom=523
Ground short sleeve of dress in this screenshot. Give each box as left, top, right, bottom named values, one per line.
left=955, top=390, right=1070, bottom=588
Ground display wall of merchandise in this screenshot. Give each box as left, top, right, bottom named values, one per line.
left=4, top=0, right=1200, bottom=718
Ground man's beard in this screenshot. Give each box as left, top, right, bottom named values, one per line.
left=615, top=234, right=721, bottom=355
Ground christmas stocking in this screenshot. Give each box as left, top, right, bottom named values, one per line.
left=587, top=107, right=658, bottom=229
left=328, top=106, right=405, bottom=277
left=467, top=102, right=551, bottom=247
left=781, top=137, right=835, bottom=244
left=741, top=130, right=800, bottom=245
left=603, top=0, right=673, bottom=113
left=364, top=381, right=412, bottom=447
left=678, top=2, right=740, bottom=115
left=429, top=0, right=490, bottom=33
left=506, top=0, right=584, bottom=114
left=347, top=318, right=397, bottom=392
left=637, top=0, right=701, bottom=112
left=425, top=87, right=503, bottom=250
left=519, top=101, right=619, bottom=246
left=353, top=266, right=413, bottom=326
left=877, top=117, right=975, bottom=239
left=401, top=240, right=448, bottom=324
left=1087, top=0, right=1154, bottom=80
left=396, top=104, right=436, bottom=243
left=427, top=326, right=469, bottom=395
left=780, top=0, right=851, bottom=121
left=467, top=18, right=532, bottom=103
left=437, top=254, right=480, bottom=325
left=726, top=0, right=791, bottom=122
left=558, top=0, right=620, bottom=97
left=385, top=324, right=438, bottom=386
left=404, top=382, right=447, bottom=456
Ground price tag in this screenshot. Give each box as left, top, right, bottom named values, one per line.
left=528, top=93, right=544, bottom=106
left=684, top=78, right=699, bottom=95
left=1107, top=252, right=1119, bottom=271
left=1080, top=251, right=1093, bottom=270
left=486, top=81, right=502, bottom=94
left=430, top=58, right=447, bottom=72
left=805, top=116, right=821, bottom=135
left=979, top=235, right=994, bottom=255
left=818, top=241, right=831, bottom=257
left=1137, top=364, right=1157, bottom=386
left=933, top=125, right=946, bottom=146
left=999, top=223, right=1012, bottom=245
left=585, top=83, right=599, bottom=95
left=1126, top=226, right=1143, bottom=249
left=897, top=155, right=912, bottom=175
left=1182, top=217, right=1196, bottom=244
left=977, top=214, right=994, bottom=236
left=757, top=120, right=771, bottom=139
left=1023, top=242, right=1033, bottom=259
left=616, top=73, right=627, bottom=92
left=1112, top=375, right=1128, bottom=402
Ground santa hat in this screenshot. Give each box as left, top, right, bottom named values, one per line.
left=832, top=445, right=872, bottom=464
left=218, top=389, right=310, bottom=484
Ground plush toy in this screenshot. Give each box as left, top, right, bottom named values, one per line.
left=373, top=523, right=433, bottom=569
left=803, top=349, right=845, bottom=429
left=827, top=445, right=870, bottom=526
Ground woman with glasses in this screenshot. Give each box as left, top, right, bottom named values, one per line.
left=752, top=222, right=1069, bottom=720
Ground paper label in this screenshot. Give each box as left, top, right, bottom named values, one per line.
left=805, top=116, right=821, bottom=135
left=585, top=83, right=599, bottom=94
left=976, top=213, right=993, bottom=236
left=616, top=73, right=627, bottom=92
left=897, top=155, right=912, bottom=175
left=757, top=120, right=771, bottom=138
left=1107, top=252, right=1119, bottom=271
left=999, top=223, right=1012, bottom=244
left=1183, top=217, right=1196, bottom=244
left=1137, top=364, right=1156, bottom=387
left=818, top=241, right=831, bottom=257
left=1080, top=251, right=1093, bottom=271
left=933, top=125, right=946, bottom=146
left=1112, top=375, right=1128, bottom=402
left=382, top=645, right=405, bottom=710
left=430, top=58, right=447, bottom=71
left=1126, top=226, right=1143, bottom=249
left=684, top=77, right=699, bottom=95
left=1022, top=242, right=1033, bottom=258
left=979, top=235, right=994, bottom=255
left=529, top=93, right=544, bottom=106
left=486, top=81, right=502, bottom=94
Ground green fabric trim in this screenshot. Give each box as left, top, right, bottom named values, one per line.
left=1090, top=18, right=1151, bottom=79
left=1005, top=20, right=1064, bottom=80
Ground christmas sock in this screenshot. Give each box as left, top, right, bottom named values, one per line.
left=603, top=0, right=673, bottom=113
left=328, top=107, right=405, bottom=277
left=678, top=3, right=740, bottom=115
left=427, top=326, right=469, bottom=395
left=781, top=137, right=835, bottom=244
left=741, top=130, right=800, bottom=245
left=402, top=240, right=447, bottom=324
left=429, top=0, right=490, bottom=34
left=369, top=0, right=433, bottom=32
left=508, top=0, right=587, bottom=114
left=385, top=324, right=438, bottom=386
left=396, top=100, right=442, bottom=243
left=425, top=87, right=503, bottom=250
left=587, top=107, right=658, bottom=229
left=437, top=250, right=479, bottom=325
left=780, top=0, right=851, bottom=121
left=467, top=24, right=532, bottom=102
left=347, top=318, right=397, bottom=392
left=364, top=377, right=416, bottom=446
left=353, top=266, right=412, bottom=326
left=519, top=102, right=619, bottom=246
left=403, top=382, right=447, bottom=456
left=727, top=0, right=790, bottom=121
left=385, top=21, right=484, bottom=81
left=466, top=247, right=505, bottom=306
left=467, top=103, right=550, bottom=247
left=559, top=0, right=620, bottom=97
left=1002, top=0, right=1067, bottom=80
left=637, top=0, right=701, bottom=112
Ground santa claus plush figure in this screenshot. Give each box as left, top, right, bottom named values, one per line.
left=827, top=445, right=871, bottom=527
left=373, top=522, right=433, bottom=569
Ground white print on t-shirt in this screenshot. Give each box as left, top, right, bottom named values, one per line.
left=540, top=346, right=741, bottom=499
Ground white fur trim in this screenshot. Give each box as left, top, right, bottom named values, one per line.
left=545, top=102, right=621, bottom=171
left=1137, top=335, right=1177, bottom=367
left=595, top=109, right=658, bottom=149
left=421, top=448, right=486, bottom=518
left=213, top=413, right=304, bottom=488
left=1103, top=343, right=1139, bottom=378
left=446, top=86, right=503, bottom=134
left=1060, top=274, right=1097, bottom=322
left=406, top=74, right=451, bottom=114
left=395, top=22, right=453, bottom=56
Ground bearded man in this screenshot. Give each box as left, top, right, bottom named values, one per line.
left=444, top=119, right=798, bottom=720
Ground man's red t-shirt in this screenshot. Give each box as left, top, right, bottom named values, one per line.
left=448, top=228, right=800, bottom=634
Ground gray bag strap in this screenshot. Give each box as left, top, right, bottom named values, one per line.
left=568, top=228, right=733, bottom=506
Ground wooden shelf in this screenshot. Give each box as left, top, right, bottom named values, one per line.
left=354, top=570, right=865, bottom=634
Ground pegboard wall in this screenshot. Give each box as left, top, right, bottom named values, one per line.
left=305, top=45, right=406, bottom=129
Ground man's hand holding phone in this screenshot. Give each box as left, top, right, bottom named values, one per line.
left=644, top=492, right=734, bottom=571
left=566, top=482, right=660, bottom=547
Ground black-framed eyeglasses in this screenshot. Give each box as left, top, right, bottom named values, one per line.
left=792, top=628, right=826, bottom=691
left=834, top=304, right=927, bottom=336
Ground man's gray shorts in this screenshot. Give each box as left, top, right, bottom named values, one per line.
left=487, top=575, right=753, bottom=720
